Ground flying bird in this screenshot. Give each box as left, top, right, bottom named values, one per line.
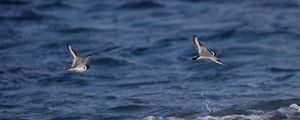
left=65, top=44, right=91, bottom=72
left=191, top=36, right=227, bottom=66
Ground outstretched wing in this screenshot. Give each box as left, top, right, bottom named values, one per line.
left=192, top=36, right=206, bottom=55
left=66, top=44, right=81, bottom=67
left=82, top=55, right=91, bottom=65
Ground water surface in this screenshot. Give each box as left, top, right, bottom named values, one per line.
left=1, top=0, right=300, bottom=120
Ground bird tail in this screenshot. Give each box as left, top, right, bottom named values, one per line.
left=216, top=59, right=229, bottom=67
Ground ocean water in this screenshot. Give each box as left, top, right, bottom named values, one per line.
left=1, top=0, right=300, bottom=120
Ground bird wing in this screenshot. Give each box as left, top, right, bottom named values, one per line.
left=192, top=36, right=205, bottom=55
left=201, top=48, right=213, bottom=57
left=82, top=55, right=91, bottom=65
left=66, top=44, right=81, bottom=67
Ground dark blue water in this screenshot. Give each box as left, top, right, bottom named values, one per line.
left=1, top=0, right=300, bottom=120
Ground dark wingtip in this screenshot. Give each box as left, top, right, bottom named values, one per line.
left=220, top=61, right=230, bottom=67
left=191, top=56, right=199, bottom=61
left=193, top=35, right=197, bottom=38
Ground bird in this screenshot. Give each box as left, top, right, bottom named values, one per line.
left=65, top=44, right=91, bottom=72
left=191, top=35, right=227, bottom=66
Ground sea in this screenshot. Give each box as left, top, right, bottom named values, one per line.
left=1, top=0, right=300, bottom=120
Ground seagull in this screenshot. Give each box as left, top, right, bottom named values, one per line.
left=191, top=35, right=227, bottom=66
left=65, top=44, right=91, bottom=72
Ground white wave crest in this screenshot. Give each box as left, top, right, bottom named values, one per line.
left=144, top=104, right=300, bottom=120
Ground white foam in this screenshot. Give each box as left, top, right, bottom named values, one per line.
left=144, top=104, right=300, bottom=120
left=143, top=116, right=185, bottom=120
left=143, top=116, right=162, bottom=120
left=196, top=115, right=262, bottom=120
left=289, top=103, right=300, bottom=112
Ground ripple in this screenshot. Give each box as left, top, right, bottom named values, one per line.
left=182, top=0, right=244, bottom=4
left=209, top=107, right=251, bottom=116
left=46, top=99, right=77, bottom=107
left=103, top=46, right=121, bottom=52
left=130, top=47, right=149, bottom=56
left=254, top=1, right=300, bottom=9
left=91, top=115, right=122, bottom=120
left=93, top=56, right=136, bottom=67
left=6, top=67, right=26, bottom=73
left=0, top=10, right=56, bottom=21
left=115, top=80, right=171, bottom=88
left=58, top=27, right=106, bottom=34
left=249, top=98, right=300, bottom=110
left=104, top=96, right=118, bottom=100
left=154, top=37, right=186, bottom=47
left=117, top=1, right=164, bottom=10
left=224, top=46, right=264, bottom=56
left=0, top=0, right=29, bottom=5
left=36, top=1, right=76, bottom=10
left=208, top=29, right=238, bottom=40
left=269, top=67, right=300, bottom=73
left=51, top=116, right=82, bottom=120
left=40, top=42, right=62, bottom=49
left=166, top=111, right=199, bottom=119
left=273, top=74, right=294, bottom=81
left=110, top=104, right=146, bottom=112
left=0, top=103, right=18, bottom=109
left=38, top=76, right=90, bottom=87
left=145, top=104, right=300, bottom=120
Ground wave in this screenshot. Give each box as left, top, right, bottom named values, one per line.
left=49, top=116, right=82, bottom=120
left=58, top=27, right=106, bottom=34
left=251, top=1, right=300, bottom=9
left=36, top=1, right=76, bottom=10
left=37, top=75, right=91, bottom=87
left=114, top=80, right=171, bottom=88
left=0, top=10, right=56, bottom=21
left=117, top=1, right=164, bottom=10
left=0, top=103, right=18, bottom=109
left=144, top=104, right=300, bottom=120
left=93, top=56, right=137, bottom=67
left=181, top=0, right=244, bottom=4
left=110, top=104, right=147, bottom=112
left=273, top=74, right=294, bottom=81
left=268, top=67, right=300, bottom=73
left=0, top=0, right=29, bottom=5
